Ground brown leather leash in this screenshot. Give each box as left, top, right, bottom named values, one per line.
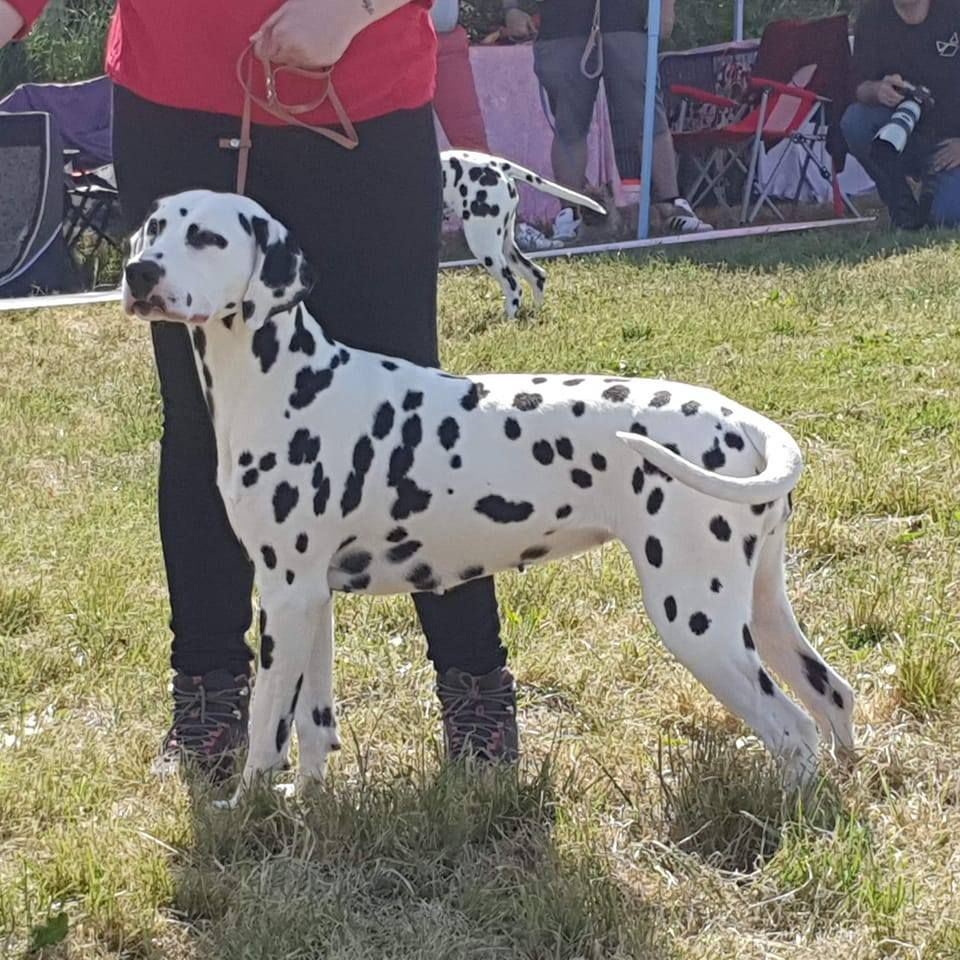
left=220, top=44, right=359, bottom=195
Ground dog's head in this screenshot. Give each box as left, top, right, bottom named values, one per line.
left=122, top=189, right=314, bottom=328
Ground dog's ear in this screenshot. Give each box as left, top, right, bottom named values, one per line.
left=241, top=214, right=315, bottom=329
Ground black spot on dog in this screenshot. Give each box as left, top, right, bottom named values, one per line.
left=801, top=655, right=829, bottom=696
left=475, top=495, right=534, bottom=523
left=743, top=535, right=757, bottom=564
left=403, top=390, right=423, bottom=411
left=242, top=469, right=259, bottom=487
left=591, top=453, right=607, bottom=471
left=289, top=365, right=333, bottom=408
left=340, top=551, right=372, bottom=574
left=289, top=305, right=316, bottom=355
left=438, top=417, right=459, bottom=450
left=758, top=669, right=775, bottom=696
left=313, top=706, right=335, bottom=727
left=689, top=611, right=711, bottom=635
left=724, top=431, right=745, bottom=451
left=832, top=690, right=845, bottom=709
left=239, top=451, right=253, bottom=467
left=273, top=482, right=299, bottom=523
left=261, top=545, right=277, bottom=569
left=664, top=596, right=677, bottom=622
left=382, top=360, right=398, bottom=371
left=710, top=578, right=722, bottom=593
left=259, top=453, right=276, bottom=472
left=296, top=533, right=309, bottom=553
left=461, top=383, right=482, bottom=411
left=192, top=326, right=206, bottom=358
left=286, top=569, right=295, bottom=585
left=202, top=364, right=213, bottom=390
left=186, top=223, right=229, bottom=250
left=630, top=422, right=647, bottom=435
left=645, top=536, right=663, bottom=567
left=372, top=402, right=395, bottom=440
left=386, top=527, right=407, bottom=543
left=646, top=487, right=664, bottom=514
left=649, top=390, right=671, bottom=408
left=751, top=502, right=767, bottom=516
left=632, top=467, right=645, bottom=494
left=513, top=392, right=543, bottom=412
left=555, top=437, right=573, bottom=460
left=602, top=384, right=630, bottom=403
left=571, top=469, right=592, bottom=488
left=721, top=406, right=733, bottom=416
left=342, top=435, right=375, bottom=516
left=742, top=625, right=755, bottom=650
left=681, top=400, right=700, bottom=416
left=702, top=439, right=726, bottom=471
left=563, top=378, right=584, bottom=386
left=260, top=232, right=300, bottom=293
left=387, top=540, right=422, bottom=563
left=556, top=504, right=572, bottom=519
left=407, top=563, right=438, bottom=591
left=450, top=455, right=462, bottom=469
left=532, top=376, right=547, bottom=384
left=401, top=414, right=422, bottom=448
left=533, top=441, right=554, bottom=465
left=275, top=717, right=289, bottom=753
left=238, top=213, right=252, bottom=235
left=710, top=515, right=732, bottom=541
left=222, top=313, right=235, bottom=330
left=571, top=401, right=586, bottom=417
left=392, top=479, right=432, bottom=520
left=311, top=462, right=331, bottom=515
left=520, top=546, right=548, bottom=561
left=260, top=634, right=274, bottom=669
left=289, top=428, right=320, bottom=465
left=460, top=565, right=485, bottom=580
left=504, top=418, right=521, bottom=440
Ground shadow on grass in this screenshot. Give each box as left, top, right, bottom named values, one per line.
left=171, top=755, right=676, bottom=960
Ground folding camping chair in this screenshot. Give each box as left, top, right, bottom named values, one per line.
left=670, top=15, right=859, bottom=224
left=0, top=76, right=120, bottom=266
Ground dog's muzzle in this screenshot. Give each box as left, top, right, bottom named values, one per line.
left=124, top=260, right=163, bottom=301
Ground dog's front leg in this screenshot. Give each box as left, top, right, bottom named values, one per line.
left=293, top=595, right=341, bottom=792
left=215, top=588, right=329, bottom=809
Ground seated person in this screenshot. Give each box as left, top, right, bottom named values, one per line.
left=503, top=0, right=712, bottom=238
left=842, top=0, right=960, bottom=228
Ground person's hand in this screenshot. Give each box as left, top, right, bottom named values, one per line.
left=876, top=73, right=911, bottom=108
left=0, top=0, right=25, bottom=48
left=931, top=138, right=960, bottom=172
left=504, top=8, right=536, bottom=40
left=252, top=0, right=370, bottom=68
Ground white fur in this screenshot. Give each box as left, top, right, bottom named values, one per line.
left=122, top=190, right=855, bottom=808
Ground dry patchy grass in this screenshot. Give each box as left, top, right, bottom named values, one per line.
left=1, top=224, right=959, bottom=959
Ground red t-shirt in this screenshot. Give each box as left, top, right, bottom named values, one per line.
left=10, top=1, right=437, bottom=127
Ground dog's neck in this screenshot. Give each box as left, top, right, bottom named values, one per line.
left=187, top=300, right=343, bottom=477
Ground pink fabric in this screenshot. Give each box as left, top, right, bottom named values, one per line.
left=434, top=26, right=489, bottom=151
left=436, top=43, right=625, bottom=227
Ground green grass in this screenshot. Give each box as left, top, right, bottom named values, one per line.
left=2, top=222, right=960, bottom=959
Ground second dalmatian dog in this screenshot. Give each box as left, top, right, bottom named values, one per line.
left=441, top=150, right=606, bottom=318
left=122, top=190, right=855, bottom=810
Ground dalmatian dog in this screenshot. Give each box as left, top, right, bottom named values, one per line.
left=122, top=190, right=855, bottom=809
left=441, top=149, right=606, bottom=319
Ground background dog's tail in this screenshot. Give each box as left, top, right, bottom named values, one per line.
left=504, top=161, right=607, bottom=216
left=616, top=415, right=803, bottom=505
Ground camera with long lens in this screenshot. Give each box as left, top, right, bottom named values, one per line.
left=871, top=84, right=935, bottom=159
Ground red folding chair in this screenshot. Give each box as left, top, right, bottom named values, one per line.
left=670, top=16, right=859, bottom=224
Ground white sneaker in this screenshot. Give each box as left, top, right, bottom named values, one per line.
left=515, top=222, right=564, bottom=252
left=665, top=198, right=713, bottom=234
left=551, top=206, right=582, bottom=242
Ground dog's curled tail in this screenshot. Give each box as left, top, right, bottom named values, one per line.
left=505, top=162, right=607, bottom=216
left=616, top=416, right=803, bottom=505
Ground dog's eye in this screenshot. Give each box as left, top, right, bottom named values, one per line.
left=186, top=224, right=229, bottom=250
left=146, top=217, right=166, bottom=239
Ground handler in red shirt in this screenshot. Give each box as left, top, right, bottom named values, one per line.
left=0, top=0, right=516, bottom=776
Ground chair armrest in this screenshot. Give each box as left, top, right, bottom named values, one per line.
left=669, top=84, right=739, bottom=110
left=748, top=76, right=826, bottom=102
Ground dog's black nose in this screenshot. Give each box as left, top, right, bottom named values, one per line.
left=124, top=260, right=163, bottom=300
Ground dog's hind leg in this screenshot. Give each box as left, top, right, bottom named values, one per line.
left=217, top=587, right=329, bottom=809
left=625, top=534, right=820, bottom=787
left=462, top=215, right=522, bottom=318
left=751, top=522, right=855, bottom=756
left=293, top=596, right=341, bottom=789
left=502, top=199, right=547, bottom=309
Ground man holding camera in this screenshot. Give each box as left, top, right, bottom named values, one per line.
left=842, top=0, right=960, bottom=228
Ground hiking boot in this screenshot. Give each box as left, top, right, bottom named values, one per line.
left=436, top=666, right=519, bottom=763
left=153, top=669, right=250, bottom=782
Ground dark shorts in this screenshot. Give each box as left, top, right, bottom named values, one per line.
left=533, top=31, right=669, bottom=158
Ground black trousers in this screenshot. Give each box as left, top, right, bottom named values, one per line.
left=112, top=87, right=506, bottom=677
